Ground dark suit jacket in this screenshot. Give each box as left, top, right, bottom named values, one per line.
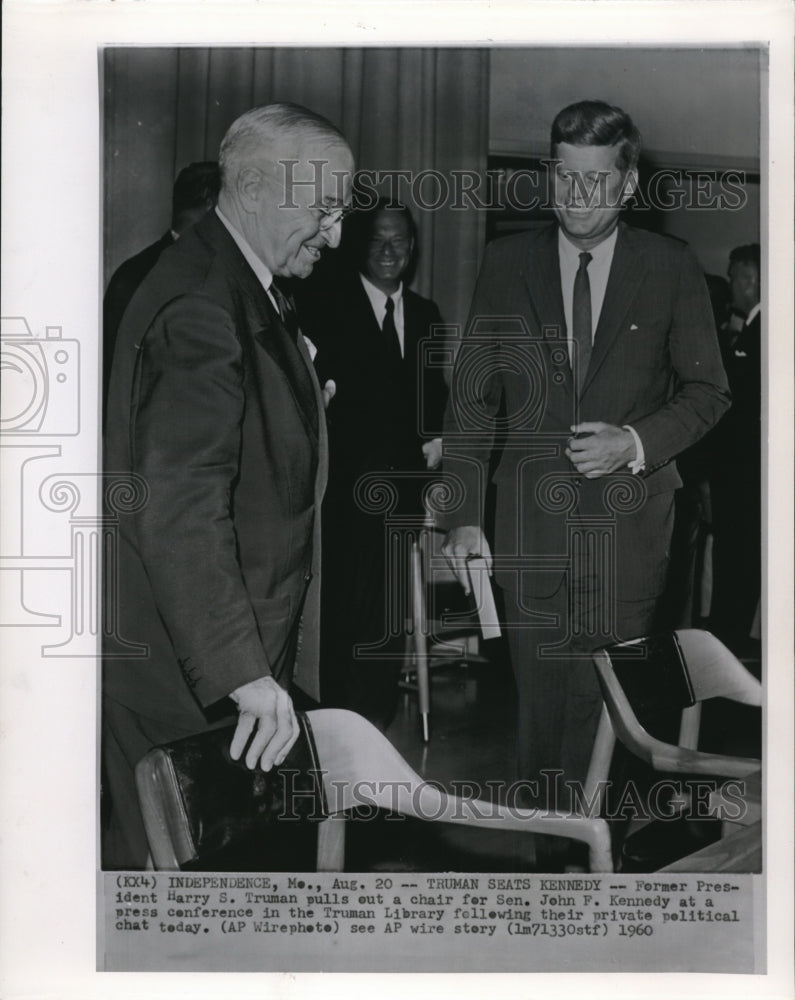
left=301, top=271, right=447, bottom=503
left=711, top=310, right=761, bottom=476
left=443, top=222, right=731, bottom=601
left=103, top=212, right=326, bottom=732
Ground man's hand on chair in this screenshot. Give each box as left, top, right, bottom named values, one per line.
left=229, top=675, right=299, bottom=771
left=441, top=525, right=493, bottom=595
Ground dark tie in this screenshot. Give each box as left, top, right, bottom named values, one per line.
left=573, top=251, right=593, bottom=393
left=271, top=282, right=300, bottom=340
left=382, top=295, right=403, bottom=363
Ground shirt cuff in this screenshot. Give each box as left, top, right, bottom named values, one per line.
left=623, top=425, right=646, bottom=474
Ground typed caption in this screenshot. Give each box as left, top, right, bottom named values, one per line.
left=101, top=871, right=761, bottom=973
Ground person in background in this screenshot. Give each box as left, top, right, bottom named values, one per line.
left=708, top=243, right=762, bottom=651
left=296, top=198, right=448, bottom=729
left=103, top=161, right=221, bottom=411
left=662, top=272, right=730, bottom=630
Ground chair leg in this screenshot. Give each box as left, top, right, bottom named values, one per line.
left=582, top=704, right=616, bottom=818
left=316, top=815, right=346, bottom=871
left=411, top=540, right=431, bottom=742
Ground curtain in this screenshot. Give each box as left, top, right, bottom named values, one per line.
left=104, top=47, right=489, bottom=329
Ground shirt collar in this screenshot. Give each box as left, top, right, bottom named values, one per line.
left=215, top=206, right=275, bottom=294
left=745, top=302, right=761, bottom=325
left=558, top=225, right=619, bottom=267
left=360, top=272, right=403, bottom=309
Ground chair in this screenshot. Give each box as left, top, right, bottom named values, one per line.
left=402, top=527, right=491, bottom=741
left=582, top=629, right=762, bottom=867
left=137, top=708, right=614, bottom=873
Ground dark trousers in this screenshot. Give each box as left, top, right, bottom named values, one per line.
left=103, top=697, right=192, bottom=868
left=319, top=524, right=403, bottom=730
left=500, top=575, right=660, bottom=811
left=319, top=482, right=425, bottom=731
left=709, top=464, right=761, bottom=645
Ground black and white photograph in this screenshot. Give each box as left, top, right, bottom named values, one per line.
left=1, top=2, right=793, bottom=997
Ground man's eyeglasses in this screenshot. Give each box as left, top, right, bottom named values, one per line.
left=313, top=204, right=355, bottom=230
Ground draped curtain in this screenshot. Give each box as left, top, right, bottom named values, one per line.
left=104, top=47, right=489, bottom=329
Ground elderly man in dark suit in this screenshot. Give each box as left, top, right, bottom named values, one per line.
left=296, top=199, right=447, bottom=729
left=442, top=101, right=730, bottom=822
left=102, top=103, right=354, bottom=868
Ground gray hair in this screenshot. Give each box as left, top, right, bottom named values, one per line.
left=219, top=102, right=348, bottom=188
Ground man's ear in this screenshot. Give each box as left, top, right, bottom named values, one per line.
left=237, top=167, right=265, bottom=212
left=620, top=167, right=639, bottom=204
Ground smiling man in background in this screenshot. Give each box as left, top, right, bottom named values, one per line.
left=102, top=103, right=354, bottom=868
left=297, top=198, right=447, bottom=729
left=442, top=101, right=730, bottom=862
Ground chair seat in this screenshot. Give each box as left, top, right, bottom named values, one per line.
left=136, top=708, right=616, bottom=873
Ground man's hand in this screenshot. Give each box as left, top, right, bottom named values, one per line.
left=441, top=525, right=493, bottom=595
left=229, top=675, right=299, bottom=771
left=322, top=379, right=336, bottom=410
left=422, top=438, right=443, bottom=470
left=565, top=422, right=636, bottom=478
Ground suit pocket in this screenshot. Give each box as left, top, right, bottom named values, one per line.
left=642, top=462, right=682, bottom=497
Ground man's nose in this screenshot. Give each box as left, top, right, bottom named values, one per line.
left=321, top=218, right=343, bottom=249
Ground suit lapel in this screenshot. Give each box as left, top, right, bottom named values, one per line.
left=524, top=226, right=574, bottom=394
left=198, top=213, right=320, bottom=443
left=355, top=275, right=408, bottom=370
left=582, top=223, right=647, bottom=395
left=252, top=298, right=320, bottom=444
left=402, top=289, right=419, bottom=363
left=352, top=276, right=384, bottom=344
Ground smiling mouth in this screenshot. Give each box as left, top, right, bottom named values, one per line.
left=303, top=245, right=322, bottom=259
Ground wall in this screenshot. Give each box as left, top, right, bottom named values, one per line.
left=488, top=47, right=763, bottom=273
left=489, top=46, right=763, bottom=169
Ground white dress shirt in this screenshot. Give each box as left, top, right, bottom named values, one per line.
left=215, top=206, right=317, bottom=360
left=558, top=226, right=644, bottom=472
left=360, top=273, right=405, bottom=357
left=558, top=226, right=618, bottom=352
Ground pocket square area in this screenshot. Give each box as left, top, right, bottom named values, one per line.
left=630, top=324, right=639, bottom=331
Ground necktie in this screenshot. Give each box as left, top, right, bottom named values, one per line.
left=382, top=295, right=403, bottom=363
left=572, top=251, right=593, bottom=393
left=271, top=282, right=300, bottom=340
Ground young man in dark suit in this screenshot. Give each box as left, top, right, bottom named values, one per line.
left=102, top=103, right=354, bottom=868
left=297, top=199, right=447, bottom=729
left=442, top=101, right=730, bottom=819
